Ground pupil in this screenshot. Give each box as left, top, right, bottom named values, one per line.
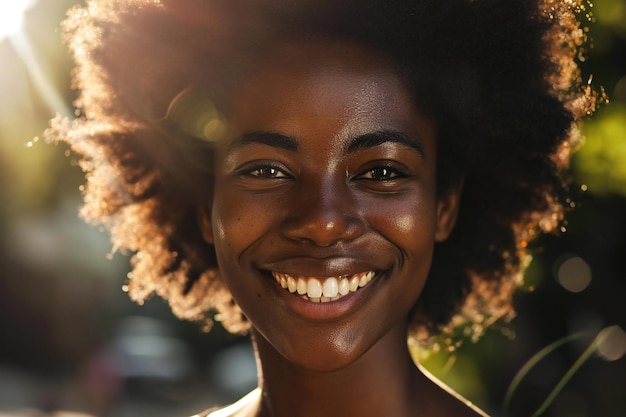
left=375, top=168, right=389, bottom=179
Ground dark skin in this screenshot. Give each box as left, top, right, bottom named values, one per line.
left=199, top=41, right=485, bottom=417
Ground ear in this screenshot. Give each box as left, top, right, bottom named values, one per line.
left=197, top=205, right=215, bottom=245
left=434, top=180, right=463, bottom=242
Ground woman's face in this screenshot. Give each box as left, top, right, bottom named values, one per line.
left=201, top=41, right=459, bottom=371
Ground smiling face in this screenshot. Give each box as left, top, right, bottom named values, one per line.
left=200, top=41, right=460, bottom=371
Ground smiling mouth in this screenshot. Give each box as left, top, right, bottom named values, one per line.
left=270, top=271, right=375, bottom=303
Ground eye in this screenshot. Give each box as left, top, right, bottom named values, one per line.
left=250, top=166, right=287, bottom=178
left=240, top=163, right=292, bottom=179
left=357, top=166, right=406, bottom=181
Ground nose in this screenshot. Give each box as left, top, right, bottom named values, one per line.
left=281, top=177, right=365, bottom=247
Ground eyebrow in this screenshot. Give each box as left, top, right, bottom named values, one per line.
left=227, top=131, right=300, bottom=154
left=226, top=129, right=424, bottom=157
left=346, top=130, right=425, bottom=157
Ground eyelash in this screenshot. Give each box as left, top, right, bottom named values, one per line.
left=239, top=162, right=292, bottom=179
left=238, top=162, right=408, bottom=182
left=356, top=165, right=409, bottom=181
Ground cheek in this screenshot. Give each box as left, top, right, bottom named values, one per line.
left=212, top=202, right=253, bottom=256
left=211, top=185, right=280, bottom=259
left=367, top=194, right=438, bottom=252
left=390, top=211, right=419, bottom=234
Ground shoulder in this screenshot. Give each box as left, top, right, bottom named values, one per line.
left=191, top=388, right=261, bottom=417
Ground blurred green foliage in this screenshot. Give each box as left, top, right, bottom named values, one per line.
left=575, top=104, right=626, bottom=196
left=593, top=0, right=626, bottom=30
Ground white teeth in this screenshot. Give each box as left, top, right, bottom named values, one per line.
left=349, top=275, right=360, bottom=292
left=296, top=278, right=307, bottom=295
left=322, top=278, right=338, bottom=298
left=271, top=271, right=376, bottom=303
left=338, top=278, right=350, bottom=296
left=307, top=279, right=323, bottom=298
left=287, top=276, right=297, bottom=293
left=359, top=271, right=374, bottom=287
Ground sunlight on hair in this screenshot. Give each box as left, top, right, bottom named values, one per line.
left=0, top=0, right=38, bottom=39
left=553, top=253, right=592, bottom=293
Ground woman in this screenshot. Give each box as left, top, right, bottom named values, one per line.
left=47, top=0, right=596, bottom=415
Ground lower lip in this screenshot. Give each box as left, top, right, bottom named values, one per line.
left=267, top=273, right=382, bottom=322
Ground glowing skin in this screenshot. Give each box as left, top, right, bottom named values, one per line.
left=200, top=42, right=481, bottom=417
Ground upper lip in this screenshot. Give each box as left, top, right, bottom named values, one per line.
left=258, top=256, right=385, bottom=278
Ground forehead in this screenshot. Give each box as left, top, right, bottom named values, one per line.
left=224, top=40, right=427, bottom=139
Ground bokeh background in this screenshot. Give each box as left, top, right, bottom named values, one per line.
left=0, top=1, right=624, bottom=416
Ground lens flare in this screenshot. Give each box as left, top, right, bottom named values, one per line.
left=554, top=253, right=592, bottom=293
left=0, top=0, right=38, bottom=39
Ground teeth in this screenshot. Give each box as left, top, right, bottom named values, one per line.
left=322, top=278, right=338, bottom=298
left=307, top=279, right=323, bottom=298
left=349, top=275, right=360, bottom=292
left=296, top=278, right=307, bottom=295
left=287, top=276, right=297, bottom=293
left=359, top=271, right=374, bottom=287
left=338, top=278, right=350, bottom=296
left=271, top=271, right=376, bottom=303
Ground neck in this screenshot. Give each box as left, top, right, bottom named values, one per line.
left=251, top=321, right=431, bottom=417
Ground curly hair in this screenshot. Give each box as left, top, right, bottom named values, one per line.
left=47, top=0, right=597, bottom=346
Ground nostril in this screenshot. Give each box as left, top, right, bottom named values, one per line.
left=281, top=210, right=365, bottom=246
